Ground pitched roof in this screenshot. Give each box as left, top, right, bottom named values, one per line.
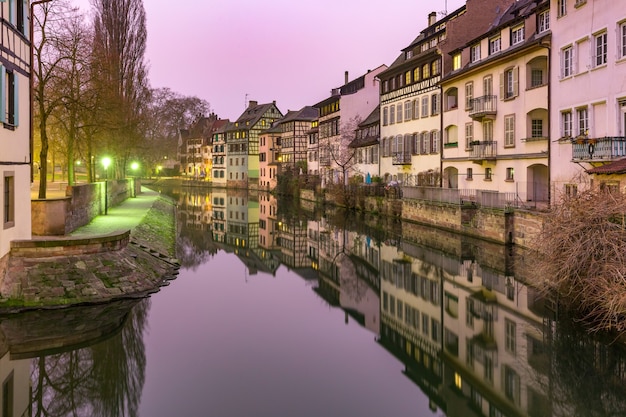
left=280, top=106, right=319, bottom=123
left=349, top=105, right=380, bottom=149
left=230, top=101, right=282, bottom=130
left=587, top=159, right=626, bottom=175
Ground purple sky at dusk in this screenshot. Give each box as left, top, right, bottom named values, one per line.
left=73, top=0, right=465, bottom=121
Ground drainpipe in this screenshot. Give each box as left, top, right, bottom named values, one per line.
left=538, top=37, right=551, bottom=205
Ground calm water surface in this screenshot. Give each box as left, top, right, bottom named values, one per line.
left=3, top=188, right=626, bottom=416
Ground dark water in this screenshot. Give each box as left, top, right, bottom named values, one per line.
left=3, top=188, right=626, bottom=416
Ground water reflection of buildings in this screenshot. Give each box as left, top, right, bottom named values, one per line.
left=173, top=189, right=626, bottom=417
left=377, top=230, right=551, bottom=417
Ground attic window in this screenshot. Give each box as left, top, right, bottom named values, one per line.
left=405, top=50, right=413, bottom=59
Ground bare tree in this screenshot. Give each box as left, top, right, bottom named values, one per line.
left=528, top=186, right=626, bottom=334
left=90, top=0, right=149, bottom=179
left=33, top=0, right=79, bottom=198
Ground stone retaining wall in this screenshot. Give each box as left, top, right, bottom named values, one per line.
left=10, top=231, right=130, bottom=258
left=31, top=179, right=137, bottom=236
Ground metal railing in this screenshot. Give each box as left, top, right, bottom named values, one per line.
left=469, top=95, right=497, bottom=118
left=572, top=137, right=626, bottom=161
left=469, top=141, right=497, bottom=159
left=392, top=152, right=412, bottom=165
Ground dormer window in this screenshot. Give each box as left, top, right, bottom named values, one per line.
left=452, top=53, right=461, bottom=70
left=405, top=50, right=413, bottom=59
left=470, top=44, right=481, bottom=63
left=489, top=36, right=501, bottom=55
left=511, top=25, right=525, bottom=45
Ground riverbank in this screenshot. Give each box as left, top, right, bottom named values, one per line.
left=0, top=188, right=179, bottom=312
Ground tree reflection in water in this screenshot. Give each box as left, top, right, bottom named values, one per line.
left=31, top=298, right=150, bottom=417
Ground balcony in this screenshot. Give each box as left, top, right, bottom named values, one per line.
left=469, top=95, right=497, bottom=120
left=572, top=136, right=626, bottom=162
left=469, top=141, right=497, bottom=162
left=392, top=152, right=412, bottom=165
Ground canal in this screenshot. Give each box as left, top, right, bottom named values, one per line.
left=1, top=187, right=626, bottom=416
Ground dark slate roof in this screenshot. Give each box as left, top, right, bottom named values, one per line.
left=280, top=106, right=319, bottom=123
left=358, top=105, right=380, bottom=128
left=229, top=102, right=282, bottom=131
left=587, top=159, right=626, bottom=175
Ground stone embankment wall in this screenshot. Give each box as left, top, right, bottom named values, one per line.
left=305, top=186, right=545, bottom=249
left=31, top=179, right=137, bottom=236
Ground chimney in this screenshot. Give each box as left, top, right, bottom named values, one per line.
left=428, top=11, right=436, bottom=26
left=248, top=100, right=258, bottom=109
left=345, top=71, right=349, bottom=85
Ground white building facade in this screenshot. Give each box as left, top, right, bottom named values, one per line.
left=550, top=0, right=626, bottom=199
left=0, top=0, right=32, bottom=261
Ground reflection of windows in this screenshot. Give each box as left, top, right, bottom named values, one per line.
left=504, top=366, right=521, bottom=404
left=445, top=292, right=458, bottom=317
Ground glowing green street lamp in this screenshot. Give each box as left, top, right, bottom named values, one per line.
left=102, top=157, right=111, bottom=214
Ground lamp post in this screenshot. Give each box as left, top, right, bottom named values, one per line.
left=102, top=157, right=111, bottom=214
left=130, top=161, right=139, bottom=197
left=30, top=0, right=53, bottom=183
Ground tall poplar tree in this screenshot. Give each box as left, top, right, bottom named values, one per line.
left=90, top=0, right=149, bottom=179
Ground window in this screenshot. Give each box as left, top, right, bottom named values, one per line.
left=431, top=130, right=440, bottom=153
left=483, top=75, right=493, bottom=96
left=432, top=60, right=441, bottom=76
left=501, top=67, right=518, bottom=99
left=383, top=107, right=388, bottom=126
left=413, top=67, right=420, bottom=82
left=489, top=36, right=501, bottom=55
left=467, top=167, right=473, bottom=180
left=431, top=93, right=440, bottom=115
left=453, top=53, right=461, bottom=70
left=412, top=133, right=420, bottom=155
left=557, top=0, right=566, bottom=17
left=404, top=101, right=412, bottom=121
left=465, top=123, right=474, bottom=150
left=405, top=50, right=413, bottom=60
left=421, top=132, right=430, bottom=154
left=511, top=25, right=525, bottom=45
left=405, top=71, right=411, bottom=85
left=505, top=319, right=517, bottom=353
left=465, top=82, right=473, bottom=110
left=422, top=63, right=430, bottom=79
left=470, top=43, right=481, bottom=63
left=593, top=31, right=607, bottom=67
left=412, top=99, right=419, bottom=119
left=0, top=66, right=18, bottom=127
left=562, top=110, right=573, bottom=137
left=532, top=119, right=544, bottom=138
left=483, top=119, right=493, bottom=141
left=485, top=167, right=492, bottom=181
left=390, top=105, right=395, bottom=124
left=396, top=103, right=403, bottom=123
left=561, top=46, right=573, bottom=78
left=538, top=10, right=550, bottom=33
left=506, top=167, right=514, bottom=181
left=620, top=21, right=626, bottom=59
left=577, top=107, right=588, bottom=136
left=531, top=68, right=544, bottom=87
left=504, top=115, right=515, bottom=146
left=383, top=80, right=389, bottom=93
left=3, top=173, right=14, bottom=228
left=421, top=96, right=429, bottom=118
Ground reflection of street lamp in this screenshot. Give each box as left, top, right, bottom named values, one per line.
left=102, top=157, right=111, bottom=214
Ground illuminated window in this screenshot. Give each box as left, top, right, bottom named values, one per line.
left=3, top=173, right=14, bottom=228
left=452, top=53, right=461, bottom=70
left=422, top=63, right=430, bottom=79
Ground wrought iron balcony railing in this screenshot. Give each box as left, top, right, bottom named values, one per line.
left=469, top=95, right=497, bottom=119
left=572, top=136, right=626, bottom=161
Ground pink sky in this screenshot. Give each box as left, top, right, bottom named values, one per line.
left=73, top=0, right=465, bottom=120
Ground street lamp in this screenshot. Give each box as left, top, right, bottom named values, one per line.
left=102, top=157, right=111, bottom=214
